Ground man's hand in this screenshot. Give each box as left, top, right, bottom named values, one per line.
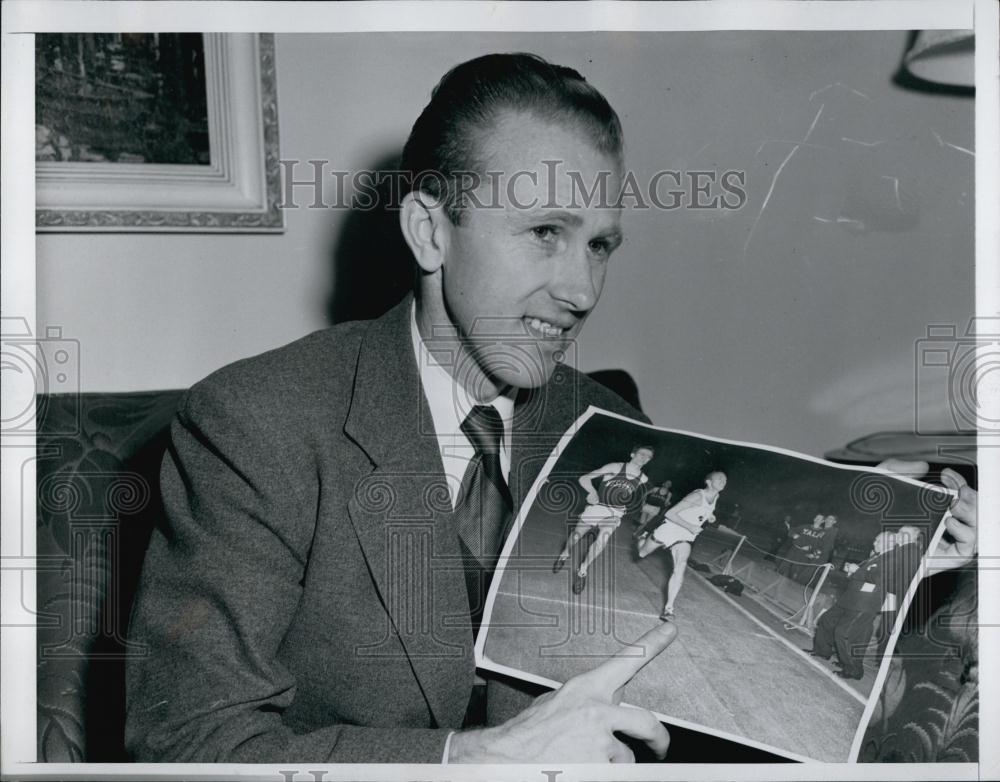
left=876, top=460, right=977, bottom=574
left=932, top=467, right=977, bottom=574
left=449, top=622, right=678, bottom=763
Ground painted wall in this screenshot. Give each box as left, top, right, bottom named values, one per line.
left=36, top=31, right=974, bottom=456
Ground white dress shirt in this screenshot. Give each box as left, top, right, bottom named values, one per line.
left=409, top=303, right=515, bottom=508
left=410, top=303, right=514, bottom=763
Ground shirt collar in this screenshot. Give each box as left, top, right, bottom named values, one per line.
left=409, top=301, right=515, bottom=445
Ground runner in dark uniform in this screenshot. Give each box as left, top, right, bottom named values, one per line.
left=553, top=445, right=653, bottom=594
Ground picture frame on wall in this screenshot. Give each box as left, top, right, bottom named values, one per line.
left=35, top=33, right=283, bottom=232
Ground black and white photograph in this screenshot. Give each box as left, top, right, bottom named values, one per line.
left=477, top=407, right=955, bottom=762
left=0, top=1, right=994, bottom=779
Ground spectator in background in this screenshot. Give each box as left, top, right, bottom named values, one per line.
left=764, top=514, right=794, bottom=563
left=778, top=514, right=838, bottom=584
left=819, top=514, right=840, bottom=560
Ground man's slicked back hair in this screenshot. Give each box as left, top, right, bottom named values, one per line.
left=401, top=52, right=624, bottom=223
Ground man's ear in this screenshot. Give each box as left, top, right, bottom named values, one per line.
left=400, top=191, right=449, bottom=273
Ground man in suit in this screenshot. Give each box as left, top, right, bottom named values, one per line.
left=810, top=530, right=892, bottom=680
left=873, top=524, right=926, bottom=658
left=126, top=53, right=677, bottom=764
left=809, top=524, right=926, bottom=680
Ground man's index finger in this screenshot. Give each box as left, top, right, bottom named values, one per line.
left=575, top=621, right=679, bottom=702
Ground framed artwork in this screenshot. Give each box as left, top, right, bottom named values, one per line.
left=35, top=33, right=283, bottom=232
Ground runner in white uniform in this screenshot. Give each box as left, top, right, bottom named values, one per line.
left=553, top=445, right=654, bottom=594
left=636, top=470, right=727, bottom=621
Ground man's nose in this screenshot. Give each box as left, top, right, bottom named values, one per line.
left=550, top=243, right=599, bottom=312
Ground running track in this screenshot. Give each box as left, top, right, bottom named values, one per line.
left=482, top=508, right=865, bottom=762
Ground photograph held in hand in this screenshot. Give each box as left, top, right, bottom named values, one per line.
left=476, top=408, right=974, bottom=762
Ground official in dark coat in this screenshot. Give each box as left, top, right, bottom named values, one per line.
left=810, top=526, right=924, bottom=680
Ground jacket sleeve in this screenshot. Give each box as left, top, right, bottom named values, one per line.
left=817, top=528, right=838, bottom=563
left=124, top=380, right=448, bottom=763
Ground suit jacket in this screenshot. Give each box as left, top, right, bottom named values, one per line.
left=837, top=541, right=924, bottom=615
left=125, top=295, right=644, bottom=762
left=880, top=541, right=924, bottom=612
left=838, top=553, right=886, bottom=613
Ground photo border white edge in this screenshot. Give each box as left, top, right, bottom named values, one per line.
left=476, top=406, right=955, bottom=764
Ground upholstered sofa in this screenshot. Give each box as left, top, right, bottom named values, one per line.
left=36, top=391, right=182, bottom=761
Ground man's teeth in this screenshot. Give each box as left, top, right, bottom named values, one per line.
left=527, top=318, right=564, bottom=337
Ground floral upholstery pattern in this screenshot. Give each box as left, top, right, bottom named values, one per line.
left=36, top=391, right=182, bottom=761
left=860, top=566, right=979, bottom=762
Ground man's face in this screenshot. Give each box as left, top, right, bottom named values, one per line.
left=812, top=514, right=825, bottom=527
left=709, top=473, right=727, bottom=491
left=873, top=531, right=896, bottom=554
left=432, top=111, right=623, bottom=399
left=631, top=448, right=654, bottom=467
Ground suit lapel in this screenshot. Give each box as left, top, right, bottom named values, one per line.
left=509, top=370, right=581, bottom=512
left=344, top=296, right=473, bottom=729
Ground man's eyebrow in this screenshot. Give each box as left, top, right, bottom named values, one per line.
left=513, top=209, right=623, bottom=247
left=516, top=209, right=584, bottom=227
